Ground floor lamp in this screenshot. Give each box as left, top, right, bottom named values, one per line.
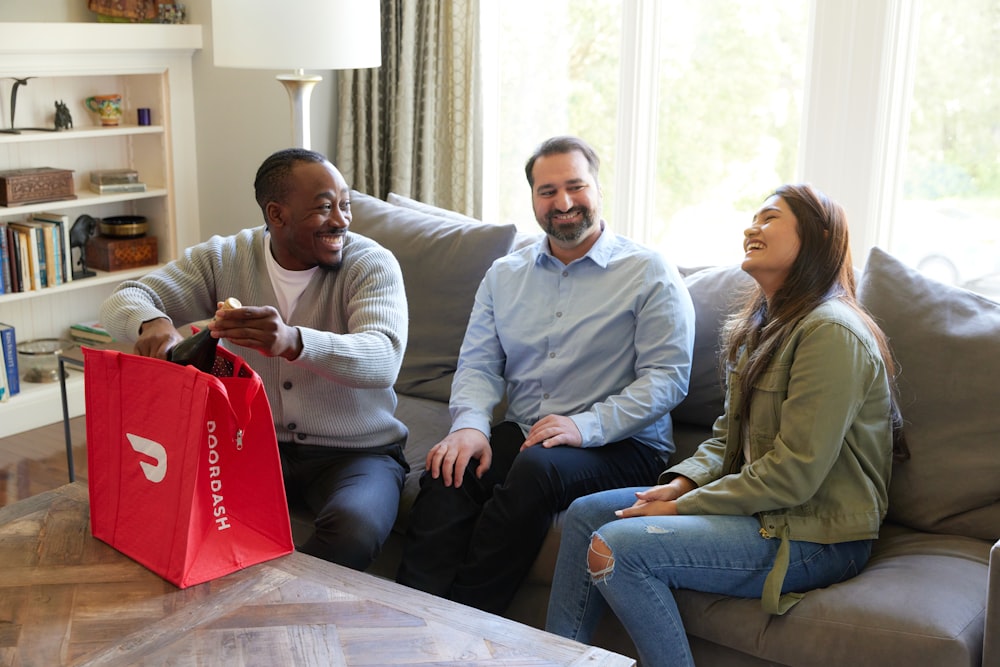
left=211, top=0, right=381, bottom=150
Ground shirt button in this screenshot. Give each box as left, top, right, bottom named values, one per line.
left=543, top=393, right=550, bottom=399
left=287, top=423, right=296, bottom=430
left=562, top=271, right=569, bottom=277
left=555, top=312, right=563, bottom=318
left=296, top=433, right=307, bottom=441
left=283, top=381, right=292, bottom=390
left=549, top=352, right=556, bottom=358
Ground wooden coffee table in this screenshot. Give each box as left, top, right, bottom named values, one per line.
left=0, top=483, right=634, bottom=666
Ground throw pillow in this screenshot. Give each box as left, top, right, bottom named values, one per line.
left=670, top=264, right=754, bottom=427
left=349, top=191, right=518, bottom=402
left=858, top=247, right=1000, bottom=541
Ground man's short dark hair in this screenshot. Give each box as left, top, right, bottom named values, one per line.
left=524, top=136, right=601, bottom=187
left=253, top=148, right=328, bottom=218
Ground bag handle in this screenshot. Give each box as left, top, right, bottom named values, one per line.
left=214, top=346, right=266, bottom=448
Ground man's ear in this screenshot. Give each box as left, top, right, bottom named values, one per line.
left=264, top=201, right=284, bottom=227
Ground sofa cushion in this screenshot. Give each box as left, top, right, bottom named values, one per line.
left=349, top=191, right=518, bottom=402
left=387, top=191, right=483, bottom=225
left=671, top=264, right=754, bottom=429
left=858, top=247, right=1000, bottom=541
left=676, top=523, right=990, bottom=667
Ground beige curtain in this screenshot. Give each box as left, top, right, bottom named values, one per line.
left=336, top=0, right=481, bottom=218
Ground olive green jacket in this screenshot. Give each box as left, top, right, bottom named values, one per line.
left=664, top=298, right=894, bottom=612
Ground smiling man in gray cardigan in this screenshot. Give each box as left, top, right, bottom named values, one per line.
left=100, top=148, right=409, bottom=571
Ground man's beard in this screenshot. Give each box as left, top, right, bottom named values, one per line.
left=543, top=207, right=597, bottom=243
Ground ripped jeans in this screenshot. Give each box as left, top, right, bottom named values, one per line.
left=545, top=488, right=872, bottom=667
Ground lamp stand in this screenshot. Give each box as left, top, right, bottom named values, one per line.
left=277, top=69, right=323, bottom=150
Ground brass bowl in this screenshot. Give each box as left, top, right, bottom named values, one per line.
left=99, top=215, right=147, bottom=238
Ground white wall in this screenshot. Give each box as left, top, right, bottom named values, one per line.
left=185, top=2, right=338, bottom=239
left=0, top=1, right=340, bottom=241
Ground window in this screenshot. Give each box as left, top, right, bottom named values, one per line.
left=484, top=0, right=999, bottom=302
left=482, top=0, right=621, bottom=231
left=890, top=0, right=1000, bottom=300
left=650, top=1, right=808, bottom=267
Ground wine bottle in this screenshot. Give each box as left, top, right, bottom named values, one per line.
left=167, top=298, right=242, bottom=372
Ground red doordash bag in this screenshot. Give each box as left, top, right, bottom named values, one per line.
left=83, top=345, right=293, bottom=588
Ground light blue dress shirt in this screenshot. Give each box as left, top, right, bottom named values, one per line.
left=449, top=227, right=695, bottom=457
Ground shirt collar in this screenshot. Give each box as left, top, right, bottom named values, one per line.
left=533, top=220, right=614, bottom=268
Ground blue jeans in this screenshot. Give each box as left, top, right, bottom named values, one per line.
left=280, top=441, right=407, bottom=571
left=546, top=488, right=872, bottom=667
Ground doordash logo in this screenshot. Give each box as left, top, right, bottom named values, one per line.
left=126, top=433, right=168, bottom=483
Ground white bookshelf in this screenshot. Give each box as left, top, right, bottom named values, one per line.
left=0, top=23, right=202, bottom=437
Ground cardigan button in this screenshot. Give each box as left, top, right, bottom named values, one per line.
left=287, top=423, right=296, bottom=430
left=283, top=381, right=292, bottom=390
left=296, top=433, right=307, bottom=441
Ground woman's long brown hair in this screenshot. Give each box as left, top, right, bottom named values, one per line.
left=723, top=184, right=908, bottom=462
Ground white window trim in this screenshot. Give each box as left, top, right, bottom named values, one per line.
left=799, top=0, right=918, bottom=264
left=612, top=0, right=662, bottom=242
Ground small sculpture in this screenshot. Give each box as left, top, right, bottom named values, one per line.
left=0, top=77, right=58, bottom=133
left=54, top=100, right=73, bottom=130
left=70, top=214, right=98, bottom=279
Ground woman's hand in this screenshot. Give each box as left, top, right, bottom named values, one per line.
left=615, top=475, right=697, bottom=518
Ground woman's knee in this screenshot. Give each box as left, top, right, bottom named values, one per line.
left=587, top=533, right=615, bottom=582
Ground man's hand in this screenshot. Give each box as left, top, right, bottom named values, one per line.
left=208, top=304, right=303, bottom=360
left=615, top=475, right=697, bottom=518
left=521, top=414, right=582, bottom=450
left=135, top=317, right=184, bottom=359
left=426, top=428, right=491, bottom=488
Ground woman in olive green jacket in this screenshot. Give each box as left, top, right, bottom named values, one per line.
left=546, top=183, right=907, bottom=667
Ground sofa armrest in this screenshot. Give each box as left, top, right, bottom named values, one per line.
left=985, top=538, right=1000, bottom=667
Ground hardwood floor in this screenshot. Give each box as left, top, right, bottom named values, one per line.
left=0, top=416, right=87, bottom=508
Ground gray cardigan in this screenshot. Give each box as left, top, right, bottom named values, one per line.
left=100, top=226, right=409, bottom=450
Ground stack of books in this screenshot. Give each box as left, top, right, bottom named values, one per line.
left=69, top=321, right=115, bottom=345
left=0, top=212, right=74, bottom=293
left=90, top=169, right=147, bottom=195
left=0, top=322, right=18, bottom=402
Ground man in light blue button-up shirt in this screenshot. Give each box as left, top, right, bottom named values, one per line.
left=397, top=136, right=695, bottom=613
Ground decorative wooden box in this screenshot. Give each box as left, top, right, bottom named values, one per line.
left=86, top=235, right=159, bottom=272
left=0, top=167, right=76, bottom=206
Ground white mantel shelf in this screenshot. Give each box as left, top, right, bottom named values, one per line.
left=0, top=22, right=202, bottom=55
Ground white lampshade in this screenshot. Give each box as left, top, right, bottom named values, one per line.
left=211, top=0, right=381, bottom=71
left=211, top=0, right=381, bottom=149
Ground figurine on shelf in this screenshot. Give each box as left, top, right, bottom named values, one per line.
left=1, top=77, right=58, bottom=134
left=70, top=214, right=98, bottom=280
left=54, top=100, right=73, bottom=130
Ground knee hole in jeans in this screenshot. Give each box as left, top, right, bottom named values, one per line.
left=587, top=533, right=615, bottom=582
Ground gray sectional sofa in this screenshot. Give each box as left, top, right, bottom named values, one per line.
left=292, top=190, right=999, bottom=667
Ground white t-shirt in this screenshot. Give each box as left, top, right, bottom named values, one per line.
left=263, top=232, right=317, bottom=320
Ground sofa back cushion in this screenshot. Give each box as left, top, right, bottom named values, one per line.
left=671, top=265, right=755, bottom=428
left=858, top=247, right=1000, bottom=541
left=349, top=191, right=518, bottom=402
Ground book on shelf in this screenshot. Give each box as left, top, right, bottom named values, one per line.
left=0, top=222, right=9, bottom=294
left=6, top=222, right=43, bottom=291
left=89, top=182, right=147, bottom=194
left=35, top=220, right=59, bottom=286
left=7, top=224, right=25, bottom=292
left=0, top=322, right=18, bottom=398
left=0, top=340, right=8, bottom=402
left=90, top=169, right=140, bottom=185
left=3, top=224, right=19, bottom=292
left=69, top=321, right=115, bottom=345
left=31, top=211, right=73, bottom=284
